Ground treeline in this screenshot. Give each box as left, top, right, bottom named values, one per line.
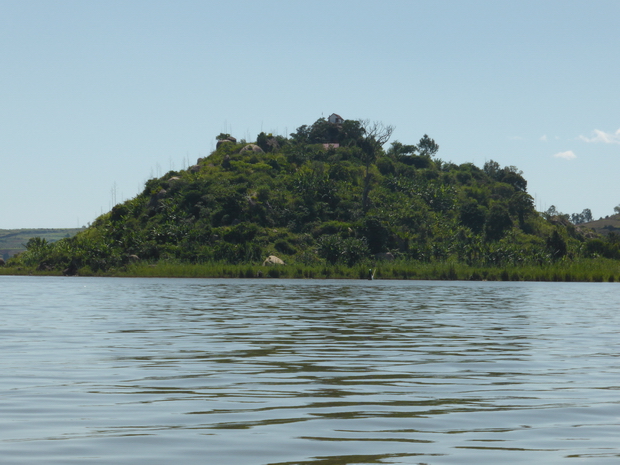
left=6, top=116, right=620, bottom=276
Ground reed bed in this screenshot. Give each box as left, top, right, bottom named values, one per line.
left=2, top=258, right=618, bottom=282
left=115, top=258, right=620, bottom=282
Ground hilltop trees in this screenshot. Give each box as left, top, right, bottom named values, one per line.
left=571, top=209, right=593, bottom=225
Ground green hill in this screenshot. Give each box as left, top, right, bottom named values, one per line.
left=5, top=116, right=620, bottom=277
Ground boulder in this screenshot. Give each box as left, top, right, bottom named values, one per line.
left=240, top=144, right=265, bottom=154
left=216, top=137, right=237, bottom=149
left=262, top=255, right=285, bottom=266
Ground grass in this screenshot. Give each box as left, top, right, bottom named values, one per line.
left=4, top=258, right=617, bottom=282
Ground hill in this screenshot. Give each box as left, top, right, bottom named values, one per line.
left=583, top=214, right=620, bottom=236
left=0, top=228, right=84, bottom=260
left=5, top=116, right=620, bottom=276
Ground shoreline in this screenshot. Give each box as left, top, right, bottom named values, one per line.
left=2, top=258, right=619, bottom=283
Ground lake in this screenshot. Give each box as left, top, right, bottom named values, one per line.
left=1, top=276, right=619, bottom=464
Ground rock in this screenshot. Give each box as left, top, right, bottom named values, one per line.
left=216, top=137, right=237, bottom=149
left=262, top=255, right=285, bottom=266
left=128, top=254, right=140, bottom=261
left=189, top=164, right=200, bottom=173
left=240, top=144, right=265, bottom=154
left=375, top=252, right=395, bottom=261
left=148, top=189, right=167, bottom=208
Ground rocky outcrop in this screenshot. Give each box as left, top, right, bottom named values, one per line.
left=262, top=255, right=285, bottom=266
left=216, top=136, right=237, bottom=149
left=240, top=144, right=265, bottom=154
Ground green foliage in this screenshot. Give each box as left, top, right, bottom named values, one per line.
left=546, top=230, right=568, bottom=260
left=460, top=200, right=486, bottom=234
left=6, top=115, right=615, bottom=278
left=485, top=203, right=513, bottom=241
left=317, top=235, right=369, bottom=266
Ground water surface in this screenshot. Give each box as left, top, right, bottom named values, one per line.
left=1, top=277, right=619, bottom=464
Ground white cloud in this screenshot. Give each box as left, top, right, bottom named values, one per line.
left=540, top=134, right=548, bottom=142
left=579, top=128, right=620, bottom=144
left=553, top=150, right=577, bottom=160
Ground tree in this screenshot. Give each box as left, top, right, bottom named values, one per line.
left=508, top=191, right=534, bottom=226
left=387, top=140, right=417, bottom=157
left=483, top=160, right=502, bottom=180
left=338, top=119, right=365, bottom=146
left=290, top=125, right=310, bottom=144
left=358, top=120, right=395, bottom=212
left=485, top=203, right=512, bottom=241
left=358, top=120, right=394, bottom=149
left=543, top=205, right=569, bottom=221
left=546, top=230, right=567, bottom=259
left=614, top=204, right=620, bottom=215
left=460, top=200, right=486, bottom=234
left=308, top=118, right=339, bottom=143
left=570, top=208, right=593, bottom=225
left=501, top=168, right=527, bottom=192
left=417, top=134, right=439, bottom=157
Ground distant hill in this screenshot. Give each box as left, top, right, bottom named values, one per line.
left=0, top=228, right=84, bottom=260
left=584, top=215, right=620, bottom=236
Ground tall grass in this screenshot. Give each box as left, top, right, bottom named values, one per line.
left=2, top=258, right=618, bottom=282
left=113, top=258, right=619, bottom=282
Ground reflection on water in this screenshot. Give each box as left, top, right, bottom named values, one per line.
left=1, top=277, right=619, bottom=464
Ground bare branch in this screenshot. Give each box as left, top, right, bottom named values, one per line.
left=358, top=119, right=395, bottom=147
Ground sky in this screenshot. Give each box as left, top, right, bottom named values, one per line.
left=1, top=0, right=619, bottom=229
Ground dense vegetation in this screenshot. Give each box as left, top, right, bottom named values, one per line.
left=5, top=116, right=620, bottom=280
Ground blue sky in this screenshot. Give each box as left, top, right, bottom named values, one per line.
left=2, top=0, right=619, bottom=228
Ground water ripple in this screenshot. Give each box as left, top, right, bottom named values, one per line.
left=1, top=277, right=620, bottom=464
